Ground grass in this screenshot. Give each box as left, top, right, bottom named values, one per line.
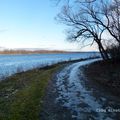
left=0, top=64, right=62, bottom=120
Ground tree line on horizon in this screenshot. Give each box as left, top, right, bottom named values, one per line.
left=0, top=49, right=69, bottom=54
left=56, top=0, right=120, bottom=61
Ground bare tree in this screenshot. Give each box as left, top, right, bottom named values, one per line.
left=107, top=0, right=120, bottom=44
left=55, top=0, right=120, bottom=60
left=56, top=0, right=110, bottom=60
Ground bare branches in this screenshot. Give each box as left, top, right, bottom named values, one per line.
left=56, top=0, right=120, bottom=60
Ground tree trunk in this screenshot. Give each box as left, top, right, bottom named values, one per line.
left=97, top=41, right=109, bottom=60
left=98, top=47, right=106, bottom=60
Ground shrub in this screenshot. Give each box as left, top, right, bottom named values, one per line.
left=106, top=44, right=120, bottom=61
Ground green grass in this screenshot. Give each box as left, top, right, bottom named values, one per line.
left=0, top=64, right=61, bottom=120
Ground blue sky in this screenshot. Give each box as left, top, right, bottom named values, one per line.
left=0, top=0, right=97, bottom=51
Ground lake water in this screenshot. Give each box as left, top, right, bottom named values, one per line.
left=0, top=52, right=99, bottom=79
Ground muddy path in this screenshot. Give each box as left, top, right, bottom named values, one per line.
left=40, top=59, right=120, bottom=120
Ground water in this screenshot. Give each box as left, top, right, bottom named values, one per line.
left=0, top=52, right=99, bottom=79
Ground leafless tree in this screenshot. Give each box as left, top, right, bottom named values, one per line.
left=107, top=0, right=120, bottom=44
left=55, top=0, right=120, bottom=60
left=56, top=0, right=111, bottom=60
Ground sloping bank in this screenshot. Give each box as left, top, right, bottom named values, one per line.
left=0, top=57, right=98, bottom=120
left=83, top=60, right=120, bottom=96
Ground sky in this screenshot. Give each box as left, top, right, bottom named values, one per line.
left=0, top=0, right=98, bottom=51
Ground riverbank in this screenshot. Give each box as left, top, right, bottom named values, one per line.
left=0, top=57, right=120, bottom=119
left=0, top=65, right=59, bottom=120
left=83, top=60, right=120, bottom=97
left=0, top=58, right=97, bottom=120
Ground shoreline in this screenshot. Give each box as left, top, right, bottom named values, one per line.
left=0, top=56, right=99, bottom=81
left=0, top=57, right=98, bottom=120
left=0, top=51, right=99, bottom=55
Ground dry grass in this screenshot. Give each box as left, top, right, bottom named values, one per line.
left=84, top=60, right=120, bottom=96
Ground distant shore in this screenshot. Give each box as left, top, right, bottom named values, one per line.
left=0, top=49, right=68, bottom=54
left=0, top=49, right=99, bottom=55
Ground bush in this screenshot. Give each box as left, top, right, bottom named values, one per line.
left=106, top=44, right=120, bottom=61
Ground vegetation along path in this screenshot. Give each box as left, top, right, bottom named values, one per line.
left=0, top=63, right=63, bottom=120
left=40, top=59, right=120, bottom=120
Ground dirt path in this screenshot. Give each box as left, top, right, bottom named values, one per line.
left=40, top=59, right=120, bottom=120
